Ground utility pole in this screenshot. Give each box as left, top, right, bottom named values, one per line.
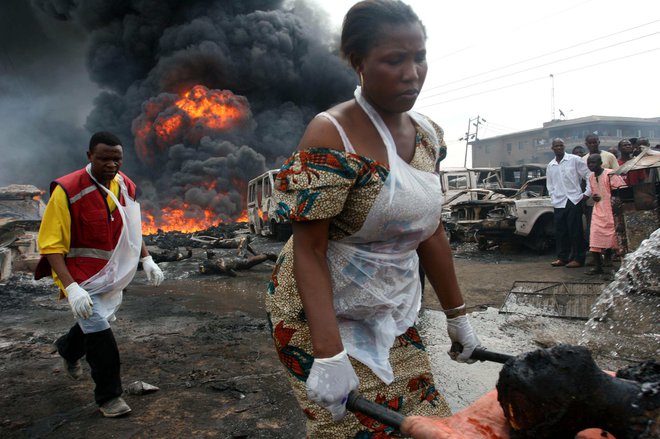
left=550, top=74, right=555, bottom=120
left=460, top=115, right=485, bottom=168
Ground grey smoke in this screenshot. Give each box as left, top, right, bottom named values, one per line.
left=1, top=0, right=355, bottom=227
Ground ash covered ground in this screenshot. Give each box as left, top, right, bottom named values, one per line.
left=0, top=232, right=645, bottom=438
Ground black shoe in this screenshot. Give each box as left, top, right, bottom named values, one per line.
left=99, top=397, right=131, bottom=418
left=53, top=343, right=83, bottom=380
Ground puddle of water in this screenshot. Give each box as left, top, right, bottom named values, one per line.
left=129, top=272, right=271, bottom=318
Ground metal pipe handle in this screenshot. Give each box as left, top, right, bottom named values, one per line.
left=346, top=391, right=405, bottom=430
left=451, top=342, right=515, bottom=364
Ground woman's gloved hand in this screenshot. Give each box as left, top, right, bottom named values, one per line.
left=306, top=349, right=360, bottom=421
left=65, top=282, right=93, bottom=320
left=446, top=315, right=480, bottom=363
left=140, top=255, right=164, bottom=286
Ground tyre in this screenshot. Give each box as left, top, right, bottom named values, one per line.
left=525, top=217, right=554, bottom=253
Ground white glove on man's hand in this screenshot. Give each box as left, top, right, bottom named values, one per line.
left=65, top=282, right=93, bottom=320
left=306, top=350, right=360, bottom=421
left=446, top=315, right=480, bottom=363
left=140, top=255, right=164, bottom=286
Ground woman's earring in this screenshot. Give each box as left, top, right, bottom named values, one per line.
left=359, top=72, right=364, bottom=88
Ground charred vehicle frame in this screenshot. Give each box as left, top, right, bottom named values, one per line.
left=443, top=177, right=554, bottom=251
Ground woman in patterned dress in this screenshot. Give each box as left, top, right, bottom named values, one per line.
left=265, top=1, right=480, bottom=437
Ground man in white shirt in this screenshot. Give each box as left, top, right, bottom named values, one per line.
left=546, top=138, right=591, bottom=268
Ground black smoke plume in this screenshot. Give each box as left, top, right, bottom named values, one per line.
left=6, top=0, right=355, bottom=229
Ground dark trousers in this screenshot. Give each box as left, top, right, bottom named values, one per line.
left=55, top=324, right=123, bottom=405
left=554, top=200, right=586, bottom=264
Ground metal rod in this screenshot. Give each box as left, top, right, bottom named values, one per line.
left=346, top=391, right=405, bottom=430
left=451, top=342, right=515, bottom=364
left=471, top=347, right=514, bottom=364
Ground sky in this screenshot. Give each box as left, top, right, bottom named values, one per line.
left=317, top=0, right=660, bottom=167
left=1, top=0, right=658, bottom=191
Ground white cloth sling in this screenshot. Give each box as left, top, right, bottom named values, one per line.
left=78, top=164, right=143, bottom=332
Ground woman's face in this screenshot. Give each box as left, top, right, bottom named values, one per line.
left=358, top=22, right=427, bottom=114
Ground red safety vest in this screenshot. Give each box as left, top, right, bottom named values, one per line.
left=35, top=168, right=137, bottom=283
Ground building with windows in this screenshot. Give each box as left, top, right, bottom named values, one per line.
left=471, top=115, right=660, bottom=167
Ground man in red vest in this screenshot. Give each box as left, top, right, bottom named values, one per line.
left=35, top=131, right=164, bottom=417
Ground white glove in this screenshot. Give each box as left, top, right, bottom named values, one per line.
left=65, top=282, right=93, bottom=320
left=140, top=255, right=164, bottom=286
left=446, top=315, right=480, bottom=363
left=306, top=350, right=360, bottom=421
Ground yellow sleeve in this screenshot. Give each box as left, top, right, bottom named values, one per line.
left=38, top=185, right=71, bottom=255
left=37, top=179, right=120, bottom=296
left=37, top=178, right=120, bottom=255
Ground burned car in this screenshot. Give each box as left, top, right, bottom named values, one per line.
left=441, top=187, right=518, bottom=223
left=444, top=177, right=554, bottom=251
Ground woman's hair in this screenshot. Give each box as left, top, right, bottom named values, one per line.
left=340, top=0, right=425, bottom=64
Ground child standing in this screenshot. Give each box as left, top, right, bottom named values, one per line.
left=585, top=153, right=626, bottom=274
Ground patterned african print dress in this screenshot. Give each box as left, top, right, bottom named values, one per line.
left=265, top=116, right=451, bottom=438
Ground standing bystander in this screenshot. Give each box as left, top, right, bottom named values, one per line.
left=618, top=138, right=649, bottom=186
left=582, top=134, right=618, bottom=256
left=585, top=154, right=626, bottom=274
left=571, top=146, right=586, bottom=158
left=582, top=134, right=619, bottom=170
left=617, top=139, right=634, bottom=165
left=546, top=138, right=591, bottom=268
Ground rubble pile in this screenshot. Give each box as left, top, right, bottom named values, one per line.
left=0, top=185, right=45, bottom=281
left=143, top=223, right=250, bottom=250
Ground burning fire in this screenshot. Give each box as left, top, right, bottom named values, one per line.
left=142, top=203, right=215, bottom=235
left=141, top=206, right=249, bottom=235
left=175, top=86, right=245, bottom=129
left=133, top=85, right=253, bottom=233
left=132, top=85, right=250, bottom=166
left=140, top=180, right=249, bottom=235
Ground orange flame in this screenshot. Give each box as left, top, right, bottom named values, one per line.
left=142, top=203, right=219, bottom=235
left=142, top=206, right=249, bottom=234
left=235, top=211, right=249, bottom=223
left=133, top=85, right=253, bottom=233
left=133, top=85, right=250, bottom=165
left=175, top=87, right=245, bottom=129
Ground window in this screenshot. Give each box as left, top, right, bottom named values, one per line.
left=518, top=141, right=524, bottom=150
left=447, top=175, right=469, bottom=190
left=507, top=143, right=512, bottom=154
left=256, top=181, right=264, bottom=205
left=263, top=177, right=272, bottom=197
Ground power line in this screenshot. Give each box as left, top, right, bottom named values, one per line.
left=416, top=47, right=660, bottom=109
left=419, top=31, right=660, bottom=101
left=424, top=18, right=660, bottom=93
left=427, top=0, right=596, bottom=63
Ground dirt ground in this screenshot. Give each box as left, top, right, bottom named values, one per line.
left=0, top=238, right=615, bottom=439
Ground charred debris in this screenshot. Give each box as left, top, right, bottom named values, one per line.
left=143, top=224, right=278, bottom=277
